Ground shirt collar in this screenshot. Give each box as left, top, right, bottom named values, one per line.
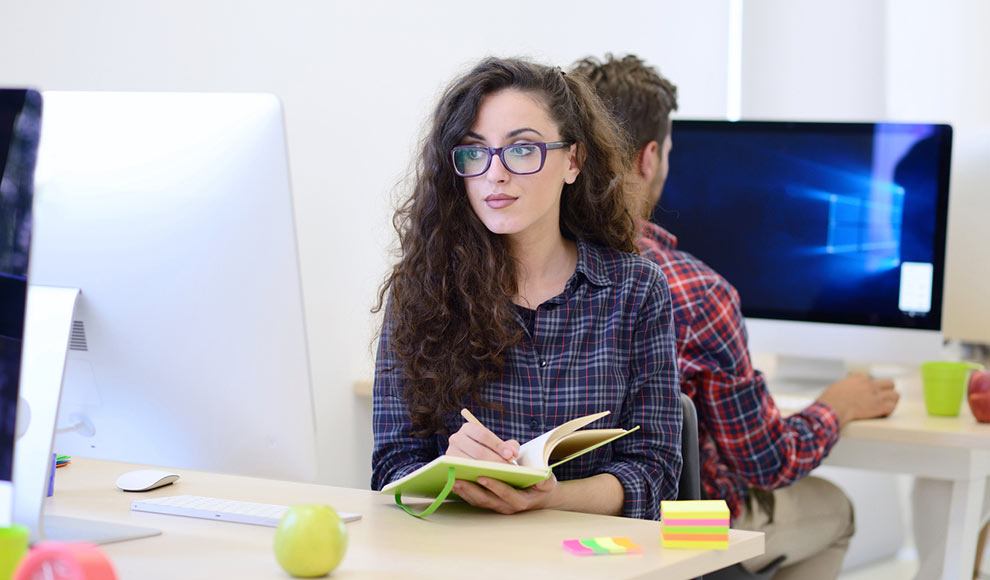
left=572, top=238, right=614, bottom=289
left=638, top=219, right=679, bottom=250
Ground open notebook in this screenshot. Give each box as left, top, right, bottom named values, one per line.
left=381, top=410, right=638, bottom=517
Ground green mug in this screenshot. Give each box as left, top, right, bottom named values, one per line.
left=921, top=361, right=985, bottom=417
left=0, top=524, right=28, bottom=580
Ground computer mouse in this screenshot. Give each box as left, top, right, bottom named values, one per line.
left=115, top=469, right=181, bottom=492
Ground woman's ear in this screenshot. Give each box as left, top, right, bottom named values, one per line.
left=564, top=143, right=584, bottom=185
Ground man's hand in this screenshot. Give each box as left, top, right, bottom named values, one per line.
left=817, top=372, right=899, bottom=427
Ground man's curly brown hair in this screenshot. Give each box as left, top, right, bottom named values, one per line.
left=570, top=53, right=679, bottom=154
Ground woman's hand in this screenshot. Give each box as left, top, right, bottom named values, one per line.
left=452, top=474, right=558, bottom=515
left=445, top=421, right=520, bottom=463
left=445, top=420, right=548, bottom=514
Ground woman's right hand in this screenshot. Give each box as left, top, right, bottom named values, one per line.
left=445, top=422, right=520, bottom=464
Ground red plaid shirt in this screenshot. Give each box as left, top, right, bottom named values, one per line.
left=637, top=220, right=840, bottom=517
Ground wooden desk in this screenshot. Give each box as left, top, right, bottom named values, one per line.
left=777, top=375, right=990, bottom=580
left=823, top=399, right=990, bottom=579
left=46, top=458, right=764, bottom=580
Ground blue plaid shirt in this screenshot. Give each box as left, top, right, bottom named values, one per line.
left=372, top=239, right=682, bottom=520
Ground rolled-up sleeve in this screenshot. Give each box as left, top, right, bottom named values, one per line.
left=598, top=273, right=682, bottom=520
left=370, top=311, right=434, bottom=490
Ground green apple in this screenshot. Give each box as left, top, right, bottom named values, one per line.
left=273, top=504, right=348, bottom=577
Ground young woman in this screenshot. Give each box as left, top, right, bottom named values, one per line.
left=371, top=57, right=681, bottom=520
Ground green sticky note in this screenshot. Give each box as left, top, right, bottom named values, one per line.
left=579, top=538, right=609, bottom=554
left=593, top=537, right=626, bottom=554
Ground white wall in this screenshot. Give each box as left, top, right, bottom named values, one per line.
left=0, top=0, right=734, bottom=488
left=741, top=0, right=887, bottom=121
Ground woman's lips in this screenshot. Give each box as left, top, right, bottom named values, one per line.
left=484, top=193, right=517, bottom=209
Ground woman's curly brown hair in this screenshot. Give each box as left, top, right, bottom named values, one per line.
left=375, top=57, right=637, bottom=438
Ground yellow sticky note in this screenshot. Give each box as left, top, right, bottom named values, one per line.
left=662, top=539, right=730, bottom=550
left=593, top=537, right=626, bottom=554
left=661, top=499, right=730, bottom=520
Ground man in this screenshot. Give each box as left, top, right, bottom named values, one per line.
left=572, top=54, right=899, bottom=579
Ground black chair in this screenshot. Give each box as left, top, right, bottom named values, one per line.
left=677, top=393, right=784, bottom=580
left=678, top=392, right=701, bottom=501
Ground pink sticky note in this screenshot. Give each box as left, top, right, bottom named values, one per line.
left=562, top=539, right=595, bottom=555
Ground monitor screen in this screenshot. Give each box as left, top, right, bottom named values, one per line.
left=1, top=88, right=40, bottom=525
left=654, top=120, right=951, bottom=333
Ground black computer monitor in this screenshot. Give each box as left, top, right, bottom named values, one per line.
left=0, top=88, right=40, bottom=525
left=654, top=120, right=952, bottom=373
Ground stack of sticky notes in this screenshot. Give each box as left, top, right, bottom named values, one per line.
left=660, top=500, right=730, bottom=550
left=562, top=537, right=643, bottom=556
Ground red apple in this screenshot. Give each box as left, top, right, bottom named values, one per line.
left=967, top=370, right=990, bottom=422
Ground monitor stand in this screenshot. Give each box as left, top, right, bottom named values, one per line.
left=42, top=515, right=160, bottom=544
left=13, top=285, right=160, bottom=544
left=770, top=355, right=848, bottom=393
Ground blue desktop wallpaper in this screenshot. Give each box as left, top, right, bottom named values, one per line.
left=653, top=121, right=950, bottom=330
left=1, top=89, right=40, bottom=482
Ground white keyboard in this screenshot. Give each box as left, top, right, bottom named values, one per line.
left=131, top=495, right=361, bottom=527
left=772, top=394, right=816, bottom=411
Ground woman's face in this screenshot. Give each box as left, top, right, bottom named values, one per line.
left=459, top=89, right=580, bottom=242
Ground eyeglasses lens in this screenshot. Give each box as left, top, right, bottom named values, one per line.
left=501, top=145, right=542, bottom=174
left=453, top=145, right=543, bottom=177
left=453, top=147, right=489, bottom=177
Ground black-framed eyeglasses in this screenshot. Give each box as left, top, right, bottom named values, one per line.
left=450, top=141, right=573, bottom=178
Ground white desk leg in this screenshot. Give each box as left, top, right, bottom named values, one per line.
left=942, top=477, right=987, bottom=580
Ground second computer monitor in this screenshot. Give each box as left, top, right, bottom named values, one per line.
left=655, top=120, right=952, bottom=367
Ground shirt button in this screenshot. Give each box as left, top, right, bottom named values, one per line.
left=530, top=420, right=540, bottom=431
left=539, top=359, right=548, bottom=368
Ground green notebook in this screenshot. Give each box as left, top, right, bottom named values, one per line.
left=381, top=410, right=639, bottom=517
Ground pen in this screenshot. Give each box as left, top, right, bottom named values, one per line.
left=459, top=408, right=484, bottom=427
left=460, top=408, right=519, bottom=465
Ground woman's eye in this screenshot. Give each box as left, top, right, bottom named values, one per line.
left=466, top=148, right=486, bottom=160
left=506, top=145, right=537, bottom=158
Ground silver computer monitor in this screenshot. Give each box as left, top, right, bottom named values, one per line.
left=15, top=91, right=318, bottom=542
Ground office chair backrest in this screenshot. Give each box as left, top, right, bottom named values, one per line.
left=678, top=392, right=787, bottom=580
left=678, top=392, right=701, bottom=501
